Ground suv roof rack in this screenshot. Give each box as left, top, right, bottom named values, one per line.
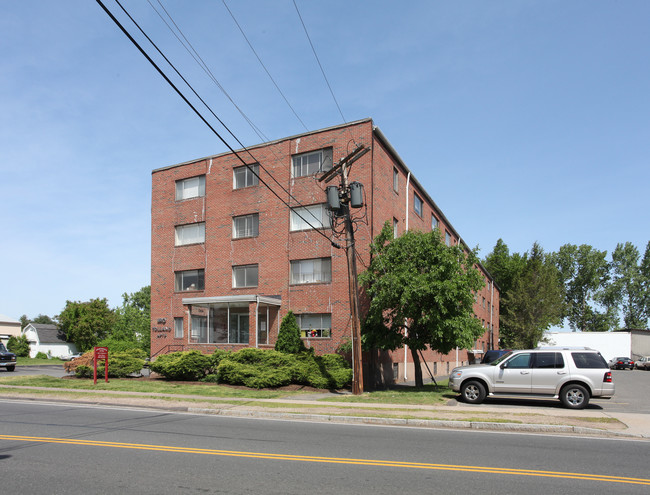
left=534, top=346, right=594, bottom=350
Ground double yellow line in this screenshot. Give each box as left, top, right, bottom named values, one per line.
left=1, top=434, right=648, bottom=486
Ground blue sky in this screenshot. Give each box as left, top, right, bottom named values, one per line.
left=2, top=0, right=649, bottom=321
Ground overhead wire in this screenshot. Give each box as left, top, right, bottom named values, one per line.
left=145, top=0, right=325, bottom=228
left=221, top=0, right=309, bottom=132
left=99, top=0, right=339, bottom=247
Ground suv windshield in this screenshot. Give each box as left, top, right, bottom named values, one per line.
left=490, top=351, right=513, bottom=366
left=0, top=343, right=7, bottom=352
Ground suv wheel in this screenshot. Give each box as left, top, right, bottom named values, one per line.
left=6, top=365, right=15, bottom=372
left=560, top=384, right=589, bottom=409
left=460, top=380, right=486, bottom=405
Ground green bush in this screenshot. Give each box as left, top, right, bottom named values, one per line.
left=275, top=311, right=306, bottom=354
left=35, top=352, right=49, bottom=360
left=73, top=352, right=146, bottom=378
left=7, top=335, right=30, bottom=357
left=150, top=350, right=212, bottom=380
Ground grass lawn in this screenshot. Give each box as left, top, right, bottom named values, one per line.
left=324, top=382, right=455, bottom=405
left=0, top=374, right=318, bottom=399
left=16, top=357, right=65, bottom=366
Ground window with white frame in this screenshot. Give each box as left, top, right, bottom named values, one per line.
left=232, top=213, right=259, bottom=239
left=393, top=168, right=399, bottom=193
left=290, top=204, right=327, bottom=231
left=174, top=269, right=204, bottom=291
left=174, top=317, right=184, bottom=338
left=414, top=193, right=423, bottom=217
left=296, top=313, right=331, bottom=338
left=175, top=222, right=205, bottom=246
left=233, top=164, right=259, bottom=189
left=232, top=264, right=258, bottom=288
left=431, top=215, right=439, bottom=230
left=292, top=148, right=333, bottom=177
left=290, top=258, right=332, bottom=284
left=175, top=175, right=205, bottom=201
left=445, top=231, right=451, bottom=246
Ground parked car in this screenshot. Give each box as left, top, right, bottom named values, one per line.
left=61, top=352, right=83, bottom=361
left=634, top=356, right=650, bottom=370
left=0, top=342, right=17, bottom=372
left=449, top=347, right=614, bottom=409
left=608, top=357, right=635, bottom=370
left=480, top=349, right=511, bottom=364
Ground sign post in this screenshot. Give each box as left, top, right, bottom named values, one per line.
left=93, top=346, right=109, bottom=385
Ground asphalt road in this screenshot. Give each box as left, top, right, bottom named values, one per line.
left=0, top=400, right=648, bottom=494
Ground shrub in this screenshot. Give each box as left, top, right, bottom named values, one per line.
left=7, top=335, right=30, bottom=357
left=96, top=337, right=146, bottom=355
left=35, top=352, right=49, bottom=360
left=72, top=352, right=146, bottom=378
left=150, top=350, right=211, bottom=380
left=275, top=311, right=306, bottom=354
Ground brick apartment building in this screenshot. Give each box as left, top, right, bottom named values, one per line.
left=151, top=118, right=499, bottom=382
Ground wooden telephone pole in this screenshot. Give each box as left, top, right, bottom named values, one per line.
left=320, top=145, right=369, bottom=395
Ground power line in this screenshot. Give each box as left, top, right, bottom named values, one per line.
left=143, top=0, right=324, bottom=229
left=293, top=0, right=346, bottom=124
left=99, top=0, right=339, bottom=247
left=222, top=0, right=309, bottom=132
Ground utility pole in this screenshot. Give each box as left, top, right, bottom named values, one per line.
left=320, top=145, right=369, bottom=395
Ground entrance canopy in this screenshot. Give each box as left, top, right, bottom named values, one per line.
left=182, top=295, right=282, bottom=307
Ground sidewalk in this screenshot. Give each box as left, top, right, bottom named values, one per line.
left=1, top=384, right=648, bottom=439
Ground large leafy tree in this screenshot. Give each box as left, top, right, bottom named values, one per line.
left=110, top=286, right=151, bottom=353
left=482, top=239, right=527, bottom=347
left=360, top=223, right=485, bottom=387
left=501, top=243, right=564, bottom=348
left=553, top=244, right=613, bottom=332
left=19, top=314, right=56, bottom=330
left=603, top=242, right=649, bottom=329
left=58, top=298, right=116, bottom=352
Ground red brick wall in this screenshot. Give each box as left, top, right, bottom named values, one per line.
left=151, top=119, right=499, bottom=378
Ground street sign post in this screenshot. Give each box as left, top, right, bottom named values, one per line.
left=93, top=346, right=109, bottom=385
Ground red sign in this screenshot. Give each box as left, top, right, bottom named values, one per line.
left=93, top=347, right=109, bottom=384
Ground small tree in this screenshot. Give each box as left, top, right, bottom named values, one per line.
left=58, top=298, right=116, bottom=352
left=275, top=311, right=306, bottom=354
left=7, top=335, right=30, bottom=357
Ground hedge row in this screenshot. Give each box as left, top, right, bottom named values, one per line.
left=150, top=348, right=352, bottom=389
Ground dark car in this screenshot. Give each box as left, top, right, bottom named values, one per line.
left=608, top=357, right=634, bottom=370
left=481, top=349, right=511, bottom=364
left=0, top=343, right=17, bottom=372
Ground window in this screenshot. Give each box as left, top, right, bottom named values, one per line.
left=393, top=218, right=398, bottom=238
left=290, top=204, right=328, bottom=231
left=290, top=258, right=332, bottom=284
left=504, top=353, right=531, bottom=369
left=445, top=230, right=451, bottom=246
left=233, top=164, right=259, bottom=189
left=233, top=264, right=258, bottom=288
left=431, top=215, right=439, bottom=230
left=296, top=314, right=331, bottom=338
left=414, top=193, right=423, bottom=216
left=534, top=352, right=565, bottom=369
left=175, top=222, right=205, bottom=246
left=176, top=175, right=205, bottom=201
left=393, top=168, right=399, bottom=192
left=174, top=317, right=183, bottom=338
left=175, top=269, right=205, bottom=291
left=571, top=352, right=608, bottom=369
left=292, top=148, right=333, bottom=177
left=233, top=213, right=259, bottom=239
left=190, top=315, right=207, bottom=342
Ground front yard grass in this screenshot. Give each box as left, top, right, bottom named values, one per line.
left=323, top=382, right=455, bottom=405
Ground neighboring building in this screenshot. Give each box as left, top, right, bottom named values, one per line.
left=22, top=323, right=77, bottom=359
left=0, top=314, right=21, bottom=345
left=151, top=118, right=500, bottom=381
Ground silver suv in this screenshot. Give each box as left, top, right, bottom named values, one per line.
left=449, top=347, right=614, bottom=409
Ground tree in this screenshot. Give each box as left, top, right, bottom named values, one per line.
left=19, top=314, right=56, bottom=330
left=275, top=311, right=306, bottom=354
left=553, top=244, right=613, bottom=332
left=7, top=335, right=30, bottom=357
left=57, top=298, right=116, bottom=352
left=483, top=239, right=527, bottom=348
left=603, top=242, right=648, bottom=329
left=501, top=243, right=564, bottom=348
left=111, top=286, right=151, bottom=353
left=360, top=223, right=485, bottom=387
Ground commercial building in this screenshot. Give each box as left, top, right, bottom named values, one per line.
left=151, top=118, right=499, bottom=381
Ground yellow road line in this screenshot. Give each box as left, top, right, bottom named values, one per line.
left=1, top=434, right=648, bottom=486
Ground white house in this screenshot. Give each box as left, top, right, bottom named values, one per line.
left=22, top=323, right=77, bottom=358
left=0, top=314, right=21, bottom=345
